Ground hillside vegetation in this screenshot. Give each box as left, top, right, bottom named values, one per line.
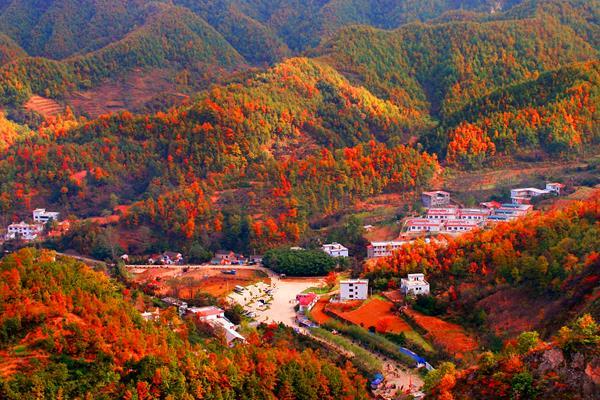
left=0, top=5, right=245, bottom=105
left=0, top=57, right=439, bottom=251
left=366, top=196, right=600, bottom=340
left=0, top=248, right=369, bottom=399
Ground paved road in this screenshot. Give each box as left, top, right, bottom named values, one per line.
left=253, top=275, right=323, bottom=326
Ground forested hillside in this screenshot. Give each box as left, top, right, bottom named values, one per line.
left=0, top=57, right=439, bottom=250
left=366, top=196, right=600, bottom=339
left=426, top=314, right=599, bottom=399
left=0, top=5, right=245, bottom=106
left=0, top=0, right=597, bottom=250
left=0, top=248, right=369, bottom=399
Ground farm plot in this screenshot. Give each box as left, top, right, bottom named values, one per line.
left=327, top=298, right=411, bottom=334
left=24, top=95, right=64, bottom=117
left=309, top=297, right=332, bottom=325
left=128, top=267, right=269, bottom=298
left=404, top=308, right=478, bottom=357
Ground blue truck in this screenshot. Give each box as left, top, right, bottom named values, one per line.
left=221, top=269, right=237, bottom=275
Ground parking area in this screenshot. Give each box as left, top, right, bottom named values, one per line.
left=228, top=276, right=324, bottom=326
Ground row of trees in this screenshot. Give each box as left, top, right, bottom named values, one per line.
left=263, top=248, right=338, bottom=276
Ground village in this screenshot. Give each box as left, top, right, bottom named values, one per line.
left=0, top=182, right=568, bottom=399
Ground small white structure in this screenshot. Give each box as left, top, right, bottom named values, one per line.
left=421, top=191, right=450, bottom=208
left=340, top=279, right=369, bottom=301
left=5, top=222, right=43, bottom=241
left=426, top=207, right=458, bottom=220
left=189, top=306, right=245, bottom=346
left=406, top=218, right=443, bottom=233
left=141, top=308, right=160, bottom=321
left=296, top=292, right=319, bottom=312
left=510, top=187, right=550, bottom=204
left=367, top=241, right=408, bottom=258
left=322, top=242, right=349, bottom=257
left=33, top=208, right=60, bottom=223
left=400, top=274, right=430, bottom=296
left=546, top=182, right=565, bottom=195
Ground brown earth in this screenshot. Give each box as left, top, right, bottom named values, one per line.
left=326, top=298, right=411, bottom=334
left=129, top=267, right=270, bottom=298
left=24, top=95, right=64, bottom=118
left=404, top=308, right=478, bottom=357
left=66, top=68, right=188, bottom=118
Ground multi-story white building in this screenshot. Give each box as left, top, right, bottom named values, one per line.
left=322, top=242, right=349, bottom=257
left=545, top=182, right=565, bottom=195
left=510, top=187, right=551, bottom=204
left=426, top=207, right=458, bottom=220
left=5, top=222, right=43, bottom=241
left=406, top=218, right=443, bottom=233
left=340, top=279, right=369, bottom=301
left=367, top=241, right=408, bottom=258
left=33, top=208, right=60, bottom=223
left=421, top=191, right=450, bottom=208
left=400, top=273, right=430, bottom=296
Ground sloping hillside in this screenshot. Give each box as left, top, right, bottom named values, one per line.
left=0, top=248, right=369, bottom=399
left=0, top=32, right=24, bottom=65
left=426, top=315, right=599, bottom=399
left=0, top=0, right=161, bottom=58
left=0, top=5, right=245, bottom=106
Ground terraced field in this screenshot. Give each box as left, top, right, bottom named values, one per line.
left=24, top=95, right=63, bottom=117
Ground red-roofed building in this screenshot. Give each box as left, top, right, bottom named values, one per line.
left=188, top=306, right=225, bottom=320
left=426, top=207, right=458, bottom=220
left=480, top=201, right=502, bottom=209
left=296, top=293, right=319, bottom=312
left=406, top=218, right=443, bottom=232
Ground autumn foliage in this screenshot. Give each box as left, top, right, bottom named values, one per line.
left=0, top=248, right=369, bottom=399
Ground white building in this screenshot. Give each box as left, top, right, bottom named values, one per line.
left=5, top=222, right=43, bottom=241
left=510, top=187, right=550, bottom=204
left=444, top=220, right=482, bottom=232
left=367, top=241, right=408, bottom=258
left=545, top=182, right=565, bottom=195
left=426, top=207, right=458, bottom=220
left=33, top=208, right=60, bottom=223
left=340, top=279, right=369, bottom=301
left=457, top=208, right=491, bottom=221
left=406, top=218, right=443, bottom=233
left=188, top=306, right=245, bottom=346
left=322, top=242, right=349, bottom=257
left=421, top=191, right=450, bottom=208
left=400, top=274, right=430, bottom=296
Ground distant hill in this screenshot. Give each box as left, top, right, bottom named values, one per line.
left=0, top=0, right=160, bottom=59
left=0, top=5, right=245, bottom=105
left=0, top=33, right=24, bottom=65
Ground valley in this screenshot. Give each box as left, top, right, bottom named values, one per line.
left=0, top=0, right=598, bottom=399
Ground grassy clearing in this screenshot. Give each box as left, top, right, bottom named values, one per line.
left=404, top=330, right=435, bottom=352
left=311, top=328, right=382, bottom=374
left=302, top=286, right=334, bottom=294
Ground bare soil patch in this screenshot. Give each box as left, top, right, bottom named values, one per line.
left=24, top=95, right=64, bottom=118
left=66, top=68, right=187, bottom=118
